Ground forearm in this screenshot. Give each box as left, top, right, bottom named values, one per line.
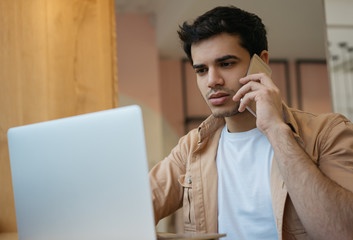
left=266, top=124, right=353, bottom=240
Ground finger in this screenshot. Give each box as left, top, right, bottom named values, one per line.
left=238, top=92, right=257, bottom=112
left=233, top=81, right=264, bottom=102
left=240, top=73, right=266, bottom=83
left=240, top=73, right=275, bottom=87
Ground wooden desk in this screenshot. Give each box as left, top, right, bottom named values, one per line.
left=0, top=232, right=225, bottom=240
left=157, top=232, right=226, bottom=240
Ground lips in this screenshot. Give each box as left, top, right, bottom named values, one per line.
left=208, top=92, right=230, bottom=106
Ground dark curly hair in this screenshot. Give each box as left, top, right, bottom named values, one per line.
left=178, top=6, right=268, bottom=64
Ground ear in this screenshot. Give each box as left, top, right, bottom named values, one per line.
left=259, top=50, right=269, bottom=65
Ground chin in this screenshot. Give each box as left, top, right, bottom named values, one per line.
left=211, top=107, right=239, bottom=118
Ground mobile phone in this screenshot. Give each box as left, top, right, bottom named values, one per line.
left=242, top=54, right=272, bottom=117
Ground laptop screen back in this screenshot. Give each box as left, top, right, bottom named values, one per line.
left=8, top=105, right=156, bottom=240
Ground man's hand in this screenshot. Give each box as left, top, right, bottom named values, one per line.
left=232, top=72, right=287, bottom=136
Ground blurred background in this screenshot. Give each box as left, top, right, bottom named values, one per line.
left=0, top=0, right=352, bottom=236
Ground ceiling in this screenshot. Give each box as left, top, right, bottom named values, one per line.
left=115, top=0, right=328, bottom=61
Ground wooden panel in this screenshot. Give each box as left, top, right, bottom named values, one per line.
left=269, top=61, right=291, bottom=106
left=0, top=0, right=118, bottom=232
left=296, top=61, right=332, bottom=114
left=183, top=60, right=211, bottom=118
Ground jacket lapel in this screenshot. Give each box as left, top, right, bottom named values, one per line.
left=194, top=116, right=224, bottom=233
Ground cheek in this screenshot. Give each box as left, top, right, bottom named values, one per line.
left=233, top=80, right=243, bottom=90
left=196, top=80, right=210, bottom=102
left=196, top=78, right=206, bottom=93
left=227, top=71, right=246, bottom=88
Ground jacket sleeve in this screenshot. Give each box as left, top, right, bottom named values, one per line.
left=318, top=115, right=353, bottom=192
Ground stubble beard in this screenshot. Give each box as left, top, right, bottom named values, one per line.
left=211, top=105, right=240, bottom=118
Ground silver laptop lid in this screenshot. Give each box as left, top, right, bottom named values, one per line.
left=8, top=105, right=156, bottom=240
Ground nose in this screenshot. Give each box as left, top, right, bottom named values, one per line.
left=207, top=68, right=224, bottom=88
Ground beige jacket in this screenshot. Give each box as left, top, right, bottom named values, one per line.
left=149, top=104, right=353, bottom=239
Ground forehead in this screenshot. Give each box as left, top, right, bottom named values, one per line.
left=191, top=33, right=249, bottom=63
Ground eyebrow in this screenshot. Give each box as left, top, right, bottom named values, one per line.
left=192, top=55, right=240, bottom=69
left=215, top=55, right=240, bottom=62
left=192, top=64, right=206, bottom=70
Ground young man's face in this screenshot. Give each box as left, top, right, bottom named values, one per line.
left=191, top=33, right=251, bottom=118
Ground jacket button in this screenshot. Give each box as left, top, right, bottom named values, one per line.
left=187, top=177, right=192, bottom=184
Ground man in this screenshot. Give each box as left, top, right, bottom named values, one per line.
left=149, top=6, right=353, bottom=240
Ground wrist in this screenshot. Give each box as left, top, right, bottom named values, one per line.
left=264, top=122, right=292, bottom=142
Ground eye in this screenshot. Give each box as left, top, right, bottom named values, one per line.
left=195, top=68, right=208, bottom=74
left=220, top=61, right=235, bottom=67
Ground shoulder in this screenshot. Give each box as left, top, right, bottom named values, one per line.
left=289, top=108, right=352, bottom=138
left=288, top=107, right=353, bottom=165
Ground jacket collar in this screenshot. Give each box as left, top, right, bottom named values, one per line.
left=282, top=102, right=299, bottom=135
left=197, top=115, right=224, bottom=146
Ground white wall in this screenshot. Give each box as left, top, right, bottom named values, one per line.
left=325, top=0, right=353, bottom=120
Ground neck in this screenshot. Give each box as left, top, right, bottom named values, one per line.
left=224, top=110, right=257, bottom=133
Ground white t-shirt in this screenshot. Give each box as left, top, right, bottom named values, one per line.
left=216, top=125, right=278, bottom=240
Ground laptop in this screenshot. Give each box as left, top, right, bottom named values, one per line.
left=8, top=105, right=225, bottom=240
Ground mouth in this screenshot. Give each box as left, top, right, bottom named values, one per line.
left=208, top=92, right=231, bottom=106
